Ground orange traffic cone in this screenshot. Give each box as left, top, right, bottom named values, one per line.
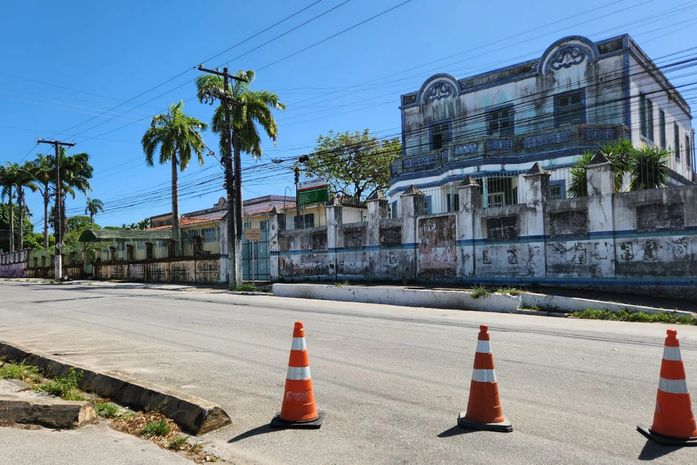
left=270, top=321, right=324, bottom=429
left=458, top=325, right=512, bottom=432
left=638, top=328, right=697, bottom=445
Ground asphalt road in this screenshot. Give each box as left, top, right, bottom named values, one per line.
left=0, top=280, right=695, bottom=465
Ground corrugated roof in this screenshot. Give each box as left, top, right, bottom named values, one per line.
left=79, top=229, right=173, bottom=242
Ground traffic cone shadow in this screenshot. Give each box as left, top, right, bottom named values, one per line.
left=637, top=328, right=697, bottom=446
left=457, top=325, right=512, bottom=432
left=270, top=320, right=324, bottom=429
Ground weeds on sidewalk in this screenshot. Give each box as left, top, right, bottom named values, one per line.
left=94, top=402, right=121, bottom=418
left=34, top=368, right=85, bottom=401
left=497, top=287, right=523, bottom=296
left=470, top=286, right=492, bottom=299
left=570, top=308, right=697, bottom=325
left=0, top=362, right=42, bottom=384
left=235, top=283, right=257, bottom=292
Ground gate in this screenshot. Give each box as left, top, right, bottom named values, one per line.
left=242, top=226, right=270, bottom=281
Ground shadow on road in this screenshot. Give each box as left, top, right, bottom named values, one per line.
left=228, top=424, right=279, bottom=443
left=437, top=425, right=479, bottom=438
left=638, top=439, right=682, bottom=461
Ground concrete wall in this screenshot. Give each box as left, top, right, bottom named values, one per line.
left=0, top=250, right=27, bottom=278
left=93, top=256, right=223, bottom=284
left=272, top=162, right=697, bottom=299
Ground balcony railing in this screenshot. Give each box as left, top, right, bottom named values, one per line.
left=392, top=124, right=628, bottom=177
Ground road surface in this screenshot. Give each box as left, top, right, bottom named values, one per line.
left=0, top=280, right=695, bottom=465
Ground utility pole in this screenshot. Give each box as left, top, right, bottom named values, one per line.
left=197, top=66, right=247, bottom=289
left=37, top=138, right=75, bottom=281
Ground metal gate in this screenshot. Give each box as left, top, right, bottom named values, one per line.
left=242, top=227, right=270, bottom=281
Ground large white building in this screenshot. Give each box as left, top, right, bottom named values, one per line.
left=388, top=34, right=695, bottom=215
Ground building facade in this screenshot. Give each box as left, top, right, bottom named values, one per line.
left=388, top=34, right=695, bottom=214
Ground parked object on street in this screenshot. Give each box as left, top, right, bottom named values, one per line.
left=458, top=325, right=512, bottom=432
left=271, top=321, right=324, bottom=429
left=637, top=328, right=697, bottom=445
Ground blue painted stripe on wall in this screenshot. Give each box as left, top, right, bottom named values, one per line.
left=458, top=276, right=696, bottom=287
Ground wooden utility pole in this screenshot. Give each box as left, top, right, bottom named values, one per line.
left=197, top=66, right=247, bottom=289
left=37, top=138, right=75, bottom=281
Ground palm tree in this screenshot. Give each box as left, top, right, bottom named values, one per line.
left=29, top=154, right=54, bottom=248
left=141, top=101, right=207, bottom=255
left=567, top=152, right=595, bottom=198
left=629, top=145, right=670, bottom=191
left=53, top=150, right=93, bottom=240
left=85, top=198, right=104, bottom=225
left=0, top=163, right=19, bottom=252
left=568, top=139, right=635, bottom=198
left=196, top=70, right=284, bottom=285
left=15, top=162, right=38, bottom=250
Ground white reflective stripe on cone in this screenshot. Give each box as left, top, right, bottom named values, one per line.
left=658, top=377, right=689, bottom=394
left=291, top=337, right=307, bottom=351
left=287, top=366, right=311, bottom=380
left=662, top=346, right=682, bottom=361
left=476, top=340, right=491, bottom=353
left=471, top=368, right=496, bottom=383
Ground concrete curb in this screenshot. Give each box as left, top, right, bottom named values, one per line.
left=0, top=341, right=231, bottom=435
left=272, top=283, right=693, bottom=316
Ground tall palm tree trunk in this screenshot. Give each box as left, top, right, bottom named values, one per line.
left=8, top=185, right=14, bottom=253
left=18, top=188, right=24, bottom=251
left=42, top=185, right=49, bottom=249
left=171, top=154, right=180, bottom=257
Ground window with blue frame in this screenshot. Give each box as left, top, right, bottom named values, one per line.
left=390, top=200, right=399, bottom=218
left=555, top=90, right=585, bottom=127
left=430, top=122, right=450, bottom=150
left=548, top=180, right=566, bottom=200
left=422, top=195, right=432, bottom=215
left=487, top=106, right=514, bottom=137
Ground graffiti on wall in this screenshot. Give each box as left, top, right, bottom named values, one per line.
left=418, top=215, right=456, bottom=278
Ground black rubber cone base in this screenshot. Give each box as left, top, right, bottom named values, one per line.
left=637, top=425, right=697, bottom=446
left=458, top=412, right=512, bottom=432
left=270, top=411, right=324, bottom=429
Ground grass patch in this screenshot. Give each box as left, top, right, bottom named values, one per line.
left=167, top=435, right=188, bottom=450
left=497, top=287, right=523, bottom=296
left=334, top=281, right=350, bottom=287
left=0, top=362, right=42, bottom=384
left=94, top=402, right=120, bottom=418
left=235, top=283, right=257, bottom=292
left=570, top=308, right=697, bottom=325
left=470, top=286, right=492, bottom=299
left=34, top=368, right=85, bottom=401
left=141, top=419, right=171, bottom=437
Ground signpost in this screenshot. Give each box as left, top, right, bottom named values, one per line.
left=297, top=180, right=329, bottom=206
left=244, top=228, right=262, bottom=286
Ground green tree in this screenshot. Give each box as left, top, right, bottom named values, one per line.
left=568, top=151, right=595, bottom=198
left=63, top=215, right=98, bottom=249
left=0, top=163, right=19, bottom=251
left=628, top=145, right=670, bottom=191
left=303, top=129, right=401, bottom=202
left=196, top=70, right=285, bottom=160
left=58, top=150, right=93, bottom=237
left=29, top=154, right=55, bottom=248
left=15, top=162, right=38, bottom=251
left=84, top=198, right=104, bottom=225
left=141, top=101, right=207, bottom=254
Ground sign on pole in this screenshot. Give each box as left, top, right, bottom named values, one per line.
left=244, top=228, right=262, bottom=242
left=297, top=179, right=329, bottom=206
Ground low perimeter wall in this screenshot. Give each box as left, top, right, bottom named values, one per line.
left=270, top=163, right=697, bottom=299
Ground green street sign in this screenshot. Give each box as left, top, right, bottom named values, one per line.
left=297, top=186, right=328, bottom=206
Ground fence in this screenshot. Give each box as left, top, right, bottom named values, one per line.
left=272, top=158, right=697, bottom=299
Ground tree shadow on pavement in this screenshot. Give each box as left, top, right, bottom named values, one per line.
left=638, top=440, right=682, bottom=461
left=437, top=425, right=479, bottom=438
left=228, top=424, right=279, bottom=443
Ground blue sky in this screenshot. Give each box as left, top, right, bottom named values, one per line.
left=2, top=0, right=697, bottom=229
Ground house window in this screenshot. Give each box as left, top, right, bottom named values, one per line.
left=202, top=227, right=216, bottom=243
left=487, top=107, right=514, bottom=136
left=243, top=221, right=252, bottom=230
left=647, top=100, right=654, bottom=141
left=446, top=193, right=459, bottom=212
left=259, top=220, right=269, bottom=231
left=146, top=242, right=154, bottom=260
left=487, top=176, right=516, bottom=207
left=423, top=196, right=432, bottom=215
left=109, top=247, right=116, bottom=262
left=659, top=110, right=666, bottom=148
left=294, top=213, right=314, bottom=229
left=390, top=200, right=399, bottom=219
left=674, top=123, right=681, bottom=162
left=126, top=245, right=134, bottom=261
left=555, top=91, right=584, bottom=127
left=640, top=94, right=647, bottom=137
left=685, top=135, right=691, bottom=168
left=430, top=122, right=450, bottom=150
left=548, top=180, right=566, bottom=200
